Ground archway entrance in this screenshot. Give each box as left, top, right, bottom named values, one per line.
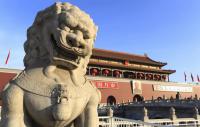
left=107, top=96, right=116, bottom=105
left=133, top=94, right=143, bottom=102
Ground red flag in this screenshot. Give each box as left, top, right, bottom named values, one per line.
left=184, top=72, right=187, bottom=82
left=197, top=75, right=200, bottom=82
left=191, top=73, right=194, bottom=82
left=5, top=50, right=10, bottom=64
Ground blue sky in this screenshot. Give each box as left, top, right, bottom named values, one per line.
left=0, top=0, right=200, bottom=82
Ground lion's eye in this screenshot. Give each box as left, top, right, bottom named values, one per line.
left=83, top=36, right=90, bottom=40
left=83, top=34, right=90, bottom=40
left=59, top=24, right=70, bottom=32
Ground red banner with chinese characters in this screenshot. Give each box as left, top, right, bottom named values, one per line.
left=93, top=81, right=119, bottom=89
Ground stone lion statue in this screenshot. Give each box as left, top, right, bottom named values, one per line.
left=1, top=2, right=101, bottom=127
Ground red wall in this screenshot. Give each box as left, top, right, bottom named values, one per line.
left=0, top=72, right=17, bottom=92
left=0, top=72, right=17, bottom=105
left=97, top=81, right=133, bottom=104
left=94, top=80, right=200, bottom=104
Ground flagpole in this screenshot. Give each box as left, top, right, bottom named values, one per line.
left=5, top=49, right=11, bottom=65
left=191, top=73, right=194, bottom=82
left=197, top=75, right=200, bottom=82
left=184, top=72, right=187, bottom=82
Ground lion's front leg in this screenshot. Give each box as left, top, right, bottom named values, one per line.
left=0, top=84, right=29, bottom=127
left=84, top=104, right=99, bottom=127
left=65, top=122, right=75, bottom=127
left=73, top=100, right=99, bottom=127
left=75, top=87, right=101, bottom=127
left=74, top=112, right=85, bottom=127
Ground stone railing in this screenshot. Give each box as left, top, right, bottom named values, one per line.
left=99, top=116, right=161, bottom=127
left=99, top=116, right=200, bottom=127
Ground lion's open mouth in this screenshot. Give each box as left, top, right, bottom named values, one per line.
left=50, top=35, right=82, bottom=69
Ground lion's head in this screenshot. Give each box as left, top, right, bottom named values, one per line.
left=24, top=2, right=98, bottom=71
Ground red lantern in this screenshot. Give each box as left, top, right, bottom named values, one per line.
left=137, top=73, right=142, bottom=79
left=91, top=68, right=98, bottom=76
left=162, top=75, right=166, bottom=81
left=154, top=75, right=161, bottom=80
left=149, top=74, right=153, bottom=78
left=114, top=70, right=120, bottom=77
left=147, top=74, right=153, bottom=80
left=141, top=73, right=145, bottom=78
left=103, top=69, right=109, bottom=76
left=158, top=75, right=161, bottom=80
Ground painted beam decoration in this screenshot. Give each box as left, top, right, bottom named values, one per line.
left=93, top=81, right=119, bottom=89
left=153, top=85, right=193, bottom=92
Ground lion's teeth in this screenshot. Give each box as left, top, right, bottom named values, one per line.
left=77, top=57, right=81, bottom=64
left=74, top=47, right=79, bottom=52
left=73, top=47, right=83, bottom=54
left=75, top=58, right=78, bottom=63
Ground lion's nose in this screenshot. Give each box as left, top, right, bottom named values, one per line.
left=67, top=37, right=79, bottom=47
left=67, top=33, right=85, bottom=49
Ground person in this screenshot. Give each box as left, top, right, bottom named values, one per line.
left=176, top=92, right=181, bottom=100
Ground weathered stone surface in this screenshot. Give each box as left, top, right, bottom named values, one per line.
left=0, top=2, right=100, bottom=127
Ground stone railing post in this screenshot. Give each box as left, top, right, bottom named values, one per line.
left=194, top=107, right=200, bottom=119
left=107, top=107, right=113, bottom=117
left=170, top=107, right=177, bottom=120
left=143, top=107, right=149, bottom=122
left=106, top=107, right=114, bottom=127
